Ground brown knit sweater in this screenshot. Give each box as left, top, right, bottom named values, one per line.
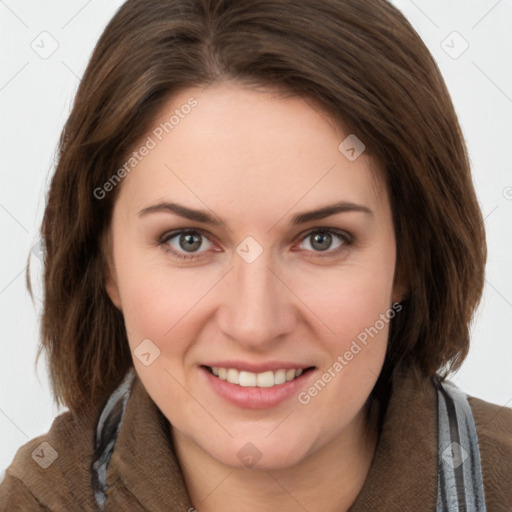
left=1, top=365, right=511, bottom=511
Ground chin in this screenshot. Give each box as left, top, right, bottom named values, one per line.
left=205, top=434, right=312, bottom=471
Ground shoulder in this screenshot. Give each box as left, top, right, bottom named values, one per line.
left=467, top=394, right=512, bottom=510
left=0, top=405, right=100, bottom=511
left=0, top=472, right=49, bottom=511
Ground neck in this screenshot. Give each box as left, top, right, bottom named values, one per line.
left=172, top=399, right=380, bottom=512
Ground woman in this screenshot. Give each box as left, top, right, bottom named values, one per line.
left=1, top=0, right=511, bottom=510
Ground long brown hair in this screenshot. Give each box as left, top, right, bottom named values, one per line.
left=31, top=0, right=486, bottom=413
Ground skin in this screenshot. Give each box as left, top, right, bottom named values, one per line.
left=105, top=82, right=406, bottom=512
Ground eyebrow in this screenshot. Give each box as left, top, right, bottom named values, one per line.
left=138, top=200, right=373, bottom=227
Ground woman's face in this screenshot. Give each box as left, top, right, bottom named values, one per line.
left=105, top=82, right=403, bottom=469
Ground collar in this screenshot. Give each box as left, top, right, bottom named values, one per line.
left=103, top=371, right=193, bottom=511
left=102, top=363, right=438, bottom=511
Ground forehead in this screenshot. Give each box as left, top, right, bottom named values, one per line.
left=116, top=83, right=388, bottom=220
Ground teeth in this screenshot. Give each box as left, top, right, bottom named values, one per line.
left=226, top=368, right=239, bottom=384
left=209, top=366, right=307, bottom=387
left=257, top=371, right=274, bottom=388
left=274, top=369, right=286, bottom=385
left=240, top=371, right=257, bottom=387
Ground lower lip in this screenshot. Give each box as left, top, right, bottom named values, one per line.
left=200, top=366, right=316, bottom=409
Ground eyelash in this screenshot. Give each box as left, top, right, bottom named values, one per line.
left=158, top=227, right=354, bottom=261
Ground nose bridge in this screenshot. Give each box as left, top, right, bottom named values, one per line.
left=219, top=248, right=293, bottom=348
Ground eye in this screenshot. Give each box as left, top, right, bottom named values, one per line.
left=159, top=227, right=353, bottom=262
left=296, top=228, right=352, bottom=256
left=159, top=229, right=216, bottom=260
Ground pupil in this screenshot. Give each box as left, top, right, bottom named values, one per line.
left=312, top=232, right=331, bottom=251
left=180, top=232, right=201, bottom=252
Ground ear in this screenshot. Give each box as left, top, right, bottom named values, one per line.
left=392, top=262, right=408, bottom=305
left=102, top=230, right=122, bottom=310
left=392, top=284, right=407, bottom=305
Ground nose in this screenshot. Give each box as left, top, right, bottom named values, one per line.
left=216, top=249, right=297, bottom=352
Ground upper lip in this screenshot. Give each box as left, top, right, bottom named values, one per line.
left=201, top=361, right=315, bottom=373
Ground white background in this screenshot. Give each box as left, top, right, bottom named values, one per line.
left=1, top=0, right=511, bottom=475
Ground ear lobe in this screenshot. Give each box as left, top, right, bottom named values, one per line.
left=105, top=266, right=122, bottom=310
left=392, top=266, right=408, bottom=305
left=102, top=231, right=122, bottom=310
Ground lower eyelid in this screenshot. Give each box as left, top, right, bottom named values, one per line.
left=161, top=230, right=214, bottom=254
left=160, top=228, right=352, bottom=259
left=301, top=230, right=349, bottom=246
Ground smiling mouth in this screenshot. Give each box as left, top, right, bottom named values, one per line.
left=202, top=365, right=316, bottom=388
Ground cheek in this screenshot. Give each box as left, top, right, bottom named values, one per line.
left=115, top=251, right=214, bottom=354
left=322, top=294, right=391, bottom=383
left=295, top=262, right=395, bottom=340
left=300, top=271, right=394, bottom=417
left=295, top=253, right=396, bottom=381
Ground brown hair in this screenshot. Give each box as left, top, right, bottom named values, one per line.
left=31, top=0, right=486, bottom=413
